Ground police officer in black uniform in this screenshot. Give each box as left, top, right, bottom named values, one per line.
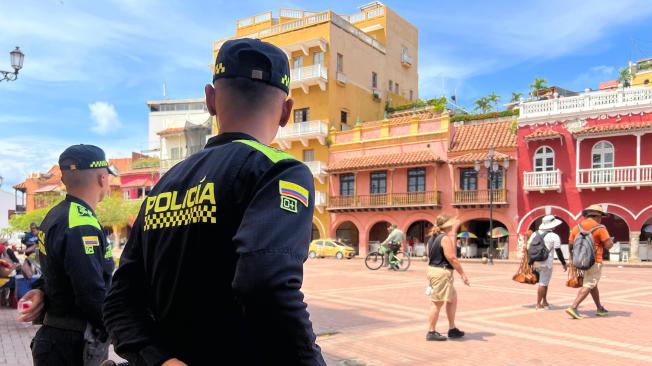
left=19, top=145, right=116, bottom=366
left=104, top=39, right=325, bottom=366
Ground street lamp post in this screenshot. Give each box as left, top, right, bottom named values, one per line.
left=475, top=147, right=510, bottom=265
left=1, top=47, right=25, bottom=82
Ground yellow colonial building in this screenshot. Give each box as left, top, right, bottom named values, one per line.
left=212, top=2, right=419, bottom=239
left=631, top=58, right=652, bottom=87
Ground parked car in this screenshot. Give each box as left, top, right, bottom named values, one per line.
left=308, top=239, right=356, bottom=260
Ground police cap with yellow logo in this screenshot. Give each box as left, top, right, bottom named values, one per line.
left=59, top=144, right=118, bottom=176
left=213, top=38, right=291, bottom=95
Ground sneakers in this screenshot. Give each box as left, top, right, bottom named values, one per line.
left=447, top=328, right=465, bottom=339
left=565, top=307, right=584, bottom=319
left=596, top=306, right=609, bottom=317
left=426, top=331, right=447, bottom=341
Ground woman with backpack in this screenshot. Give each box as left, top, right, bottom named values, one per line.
left=527, top=215, right=567, bottom=310
left=425, top=214, right=470, bottom=342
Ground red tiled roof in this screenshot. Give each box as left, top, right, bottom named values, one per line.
left=33, top=184, right=63, bottom=193
left=120, top=167, right=159, bottom=176
left=157, top=127, right=185, bottom=136
left=109, top=158, right=132, bottom=174
left=449, top=151, right=512, bottom=164
left=327, top=150, right=441, bottom=172
left=121, top=177, right=154, bottom=189
left=13, top=181, right=27, bottom=190
left=387, top=111, right=439, bottom=124
left=572, top=122, right=652, bottom=137
left=523, top=129, right=563, bottom=141
left=449, top=121, right=517, bottom=152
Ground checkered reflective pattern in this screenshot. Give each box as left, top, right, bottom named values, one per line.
left=144, top=205, right=217, bottom=231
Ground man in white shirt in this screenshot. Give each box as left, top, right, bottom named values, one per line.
left=531, top=215, right=567, bottom=310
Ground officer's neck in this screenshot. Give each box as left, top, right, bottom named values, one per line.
left=67, top=189, right=99, bottom=211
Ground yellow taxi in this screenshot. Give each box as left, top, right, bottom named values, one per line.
left=308, top=239, right=356, bottom=260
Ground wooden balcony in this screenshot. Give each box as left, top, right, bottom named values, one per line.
left=453, top=189, right=508, bottom=208
left=328, top=191, right=440, bottom=212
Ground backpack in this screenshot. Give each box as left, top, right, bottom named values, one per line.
left=527, top=231, right=550, bottom=265
left=572, top=224, right=604, bottom=270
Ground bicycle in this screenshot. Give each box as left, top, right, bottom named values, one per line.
left=365, top=242, right=410, bottom=271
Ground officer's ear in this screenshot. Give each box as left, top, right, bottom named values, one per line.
left=205, top=84, right=217, bottom=116
left=279, top=97, right=294, bottom=128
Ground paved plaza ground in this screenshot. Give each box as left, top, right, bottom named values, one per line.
left=1, top=259, right=651, bottom=365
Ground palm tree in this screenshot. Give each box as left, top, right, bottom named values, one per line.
left=510, top=92, right=522, bottom=103
left=473, top=97, right=491, bottom=113
left=487, top=92, right=500, bottom=110
left=529, top=78, right=548, bottom=97
left=618, top=67, right=631, bottom=87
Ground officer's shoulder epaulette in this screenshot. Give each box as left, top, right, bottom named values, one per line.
left=68, top=201, right=101, bottom=230
left=234, top=139, right=297, bottom=163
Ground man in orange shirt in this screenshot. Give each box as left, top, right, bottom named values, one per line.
left=566, top=205, right=613, bottom=319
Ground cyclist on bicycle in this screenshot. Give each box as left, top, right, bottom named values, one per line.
left=381, top=224, right=405, bottom=270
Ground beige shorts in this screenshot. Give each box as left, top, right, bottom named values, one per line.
left=427, top=266, right=456, bottom=303
left=582, top=263, right=603, bottom=289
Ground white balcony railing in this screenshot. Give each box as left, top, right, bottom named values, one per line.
left=303, top=160, right=327, bottom=184
left=520, top=86, right=652, bottom=121
left=336, top=71, right=347, bottom=84
left=304, top=160, right=325, bottom=176
left=577, top=165, right=652, bottom=189
left=315, top=190, right=326, bottom=206
left=275, top=120, right=329, bottom=149
left=216, top=11, right=386, bottom=54
left=290, top=65, right=327, bottom=92
left=523, top=170, right=561, bottom=192
left=401, top=53, right=412, bottom=66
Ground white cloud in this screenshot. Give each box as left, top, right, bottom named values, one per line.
left=569, top=65, right=617, bottom=91
left=89, top=102, right=121, bottom=134
left=410, top=0, right=652, bottom=99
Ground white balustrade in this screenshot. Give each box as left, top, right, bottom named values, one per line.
left=523, top=170, right=561, bottom=191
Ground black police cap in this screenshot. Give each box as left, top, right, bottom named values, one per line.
left=59, top=144, right=118, bottom=176
left=213, top=38, right=291, bottom=95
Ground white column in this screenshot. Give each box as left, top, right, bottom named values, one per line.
left=636, top=134, right=641, bottom=184
left=629, top=231, right=641, bottom=263
left=575, top=138, right=581, bottom=186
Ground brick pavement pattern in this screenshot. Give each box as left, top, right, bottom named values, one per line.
left=1, top=260, right=650, bottom=365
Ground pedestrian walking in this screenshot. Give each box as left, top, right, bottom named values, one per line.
left=426, top=214, right=469, bottom=341
left=565, top=205, right=613, bottom=319
left=103, top=38, right=325, bottom=366
left=528, top=215, right=567, bottom=310
left=18, top=144, right=117, bottom=366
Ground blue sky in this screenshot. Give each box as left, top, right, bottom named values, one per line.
left=1, top=0, right=652, bottom=187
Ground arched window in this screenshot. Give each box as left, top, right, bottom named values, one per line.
left=592, top=141, right=614, bottom=169
left=534, top=146, right=555, bottom=172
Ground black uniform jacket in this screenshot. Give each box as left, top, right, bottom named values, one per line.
left=37, top=195, right=114, bottom=330
left=104, top=132, right=325, bottom=366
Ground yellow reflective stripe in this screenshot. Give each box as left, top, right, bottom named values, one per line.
left=234, top=139, right=296, bottom=163
left=68, top=202, right=101, bottom=230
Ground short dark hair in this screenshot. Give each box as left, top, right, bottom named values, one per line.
left=215, top=77, right=282, bottom=111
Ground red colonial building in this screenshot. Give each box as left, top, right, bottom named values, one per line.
left=517, top=86, right=652, bottom=261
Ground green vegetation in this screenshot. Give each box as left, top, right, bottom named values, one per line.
left=130, top=157, right=160, bottom=170
left=95, top=194, right=143, bottom=246
left=473, top=93, right=500, bottom=113
left=450, top=109, right=519, bottom=123
left=386, top=97, right=447, bottom=114
left=529, top=78, right=548, bottom=96
left=619, top=67, right=631, bottom=87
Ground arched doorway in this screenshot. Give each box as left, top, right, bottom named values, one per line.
left=369, top=221, right=391, bottom=242
left=528, top=216, right=571, bottom=244
left=311, top=223, right=320, bottom=241
left=458, top=219, right=509, bottom=259
left=641, top=217, right=652, bottom=243
left=368, top=221, right=391, bottom=253
left=406, top=220, right=433, bottom=245
left=602, top=213, right=629, bottom=243
left=336, top=221, right=360, bottom=254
